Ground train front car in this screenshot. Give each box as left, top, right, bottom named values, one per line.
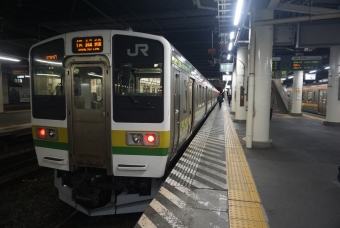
left=30, top=30, right=171, bottom=215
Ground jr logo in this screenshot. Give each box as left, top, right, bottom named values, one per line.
left=127, top=44, right=149, bottom=56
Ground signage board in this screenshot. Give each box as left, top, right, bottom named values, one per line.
left=304, top=73, right=316, bottom=80
left=272, top=71, right=287, bottom=78
left=272, top=56, right=293, bottom=71
left=220, top=63, right=233, bottom=72
left=222, top=75, right=231, bottom=81
left=292, top=56, right=322, bottom=71
left=72, top=36, right=103, bottom=53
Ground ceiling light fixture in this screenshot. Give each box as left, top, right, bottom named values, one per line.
left=0, top=55, right=21, bottom=62
left=309, top=70, right=317, bottom=73
left=230, top=31, right=235, bottom=40
left=35, top=59, right=62, bottom=65
left=228, top=42, right=233, bottom=51
left=234, top=0, right=244, bottom=26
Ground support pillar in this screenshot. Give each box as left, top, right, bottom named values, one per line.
left=0, top=62, right=3, bottom=113
left=290, top=71, right=303, bottom=116
left=231, top=71, right=236, bottom=114
left=252, top=9, right=273, bottom=148
left=234, top=46, right=248, bottom=122
left=324, top=46, right=340, bottom=126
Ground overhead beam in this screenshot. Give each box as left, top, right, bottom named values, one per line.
left=83, top=0, right=125, bottom=29
left=267, top=0, right=280, bottom=9
left=275, top=3, right=340, bottom=15
left=255, top=12, right=340, bottom=26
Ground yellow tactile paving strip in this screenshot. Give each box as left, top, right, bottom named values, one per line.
left=224, top=107, right=269, bottom=228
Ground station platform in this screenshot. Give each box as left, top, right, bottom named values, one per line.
left=0, top=108, right=31, bottom=137
left=135, top=103, right=340, bottom=228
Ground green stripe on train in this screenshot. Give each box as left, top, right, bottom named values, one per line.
left=34, top=140, right=68, bottom=150
left=112, top=147, right=168, bottom=156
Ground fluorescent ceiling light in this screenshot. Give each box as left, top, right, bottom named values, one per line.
left=0, top=56, right=21, bottom=62
left=227, top=54, right=231, bottom=60
left=36, top=73, right=60, bottom=77
left=324, top=66, right=330, bottom=69
left=288, top=76, right=293, bottom=79
left=35, top=59, right=62, bottom=65
left=88, top=72, right=102, bottom=77
left=309, top=70, right=317, bottom=73
left=17, top=75, right=30, bottom=78
left=228, top=42, right=233, bottom=51
left=234, top=0, right=244, bottom=26
left=230, top=31, right=235, bottom=40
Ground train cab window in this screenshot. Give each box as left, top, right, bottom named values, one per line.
left=73, top=67, right=103, bottom=110
left=30, top=38, right=66, bottom=120
left=112, top=35, right=164, bottom=123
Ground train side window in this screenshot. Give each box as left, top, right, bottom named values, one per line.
left=313, top=91, right=316, bottom=103
left=307, top=91, right=313, bottom=102
left=196, top=85, right=199, bottom=107
left=199, top=85, right=202, bottom=106
left=302, top=91, right=306, bottom=102
left=183, top=80, right=187, bottom=113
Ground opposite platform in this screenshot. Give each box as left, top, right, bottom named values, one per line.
left=135, top=102, right=268, bottom=228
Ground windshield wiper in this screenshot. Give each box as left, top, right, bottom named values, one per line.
left=124, top=87, right=139, bottom=104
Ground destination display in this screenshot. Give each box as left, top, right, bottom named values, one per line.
left=292, top=60, right=322, bottom=71
left=272, top=56, right=322, bottom=71
left=272, top=56, right=293, bottom=72
left=72, top=36, right=103, bottom=53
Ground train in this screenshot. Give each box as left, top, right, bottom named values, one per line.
left=29, top=30, right=219, bottom=216
left=286, top=82, right=327, bottom=115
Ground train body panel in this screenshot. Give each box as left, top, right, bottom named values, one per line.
left=286, top=83, right=327, bottom=115
left=29, top=29, right=218, bottom=215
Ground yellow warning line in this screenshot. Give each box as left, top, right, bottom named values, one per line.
left=302, top=113, right=325, bottom=121
left=223, top=105, right=269, bottom=228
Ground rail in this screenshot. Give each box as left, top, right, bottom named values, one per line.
left=273, top=78, right=291, bottom=112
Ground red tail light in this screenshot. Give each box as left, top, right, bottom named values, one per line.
left=39, top=128, right=46, bottom=137
left=146, top=134, right=155, bottom=143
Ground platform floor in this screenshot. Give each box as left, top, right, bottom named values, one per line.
left=135, top=103, right=268, bottom=228
left=0, top=110, right=31, bottom=136
left=135, top=102, right=340, bottom=228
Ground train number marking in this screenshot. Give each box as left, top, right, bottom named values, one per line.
left=127, top=44, right=149, bottom=56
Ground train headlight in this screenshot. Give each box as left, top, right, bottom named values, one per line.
left=49, top=129, right=56, bottom=138
left=126, top=133, right=143, bottom=146
left=132, top=134, right=142, bottom=143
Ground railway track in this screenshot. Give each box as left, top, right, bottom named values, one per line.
left=55, top=210, right=142, bottom=228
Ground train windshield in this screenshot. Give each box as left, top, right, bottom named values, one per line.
left=112, top=35, right=164, bottom=123
left=30, top=38, right=66, bottom=120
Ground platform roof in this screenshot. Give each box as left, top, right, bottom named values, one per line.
left=0, top=0, right=340, bottom=80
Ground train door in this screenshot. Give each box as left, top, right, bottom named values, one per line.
left=318, top=89, right=327, bottom=115
left=172, top=71, right=181, bottom=156
left=65, top=57, right=111, bottom=169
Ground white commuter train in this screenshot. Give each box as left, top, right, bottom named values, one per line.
left=29, top=30, right=219, bottom=215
